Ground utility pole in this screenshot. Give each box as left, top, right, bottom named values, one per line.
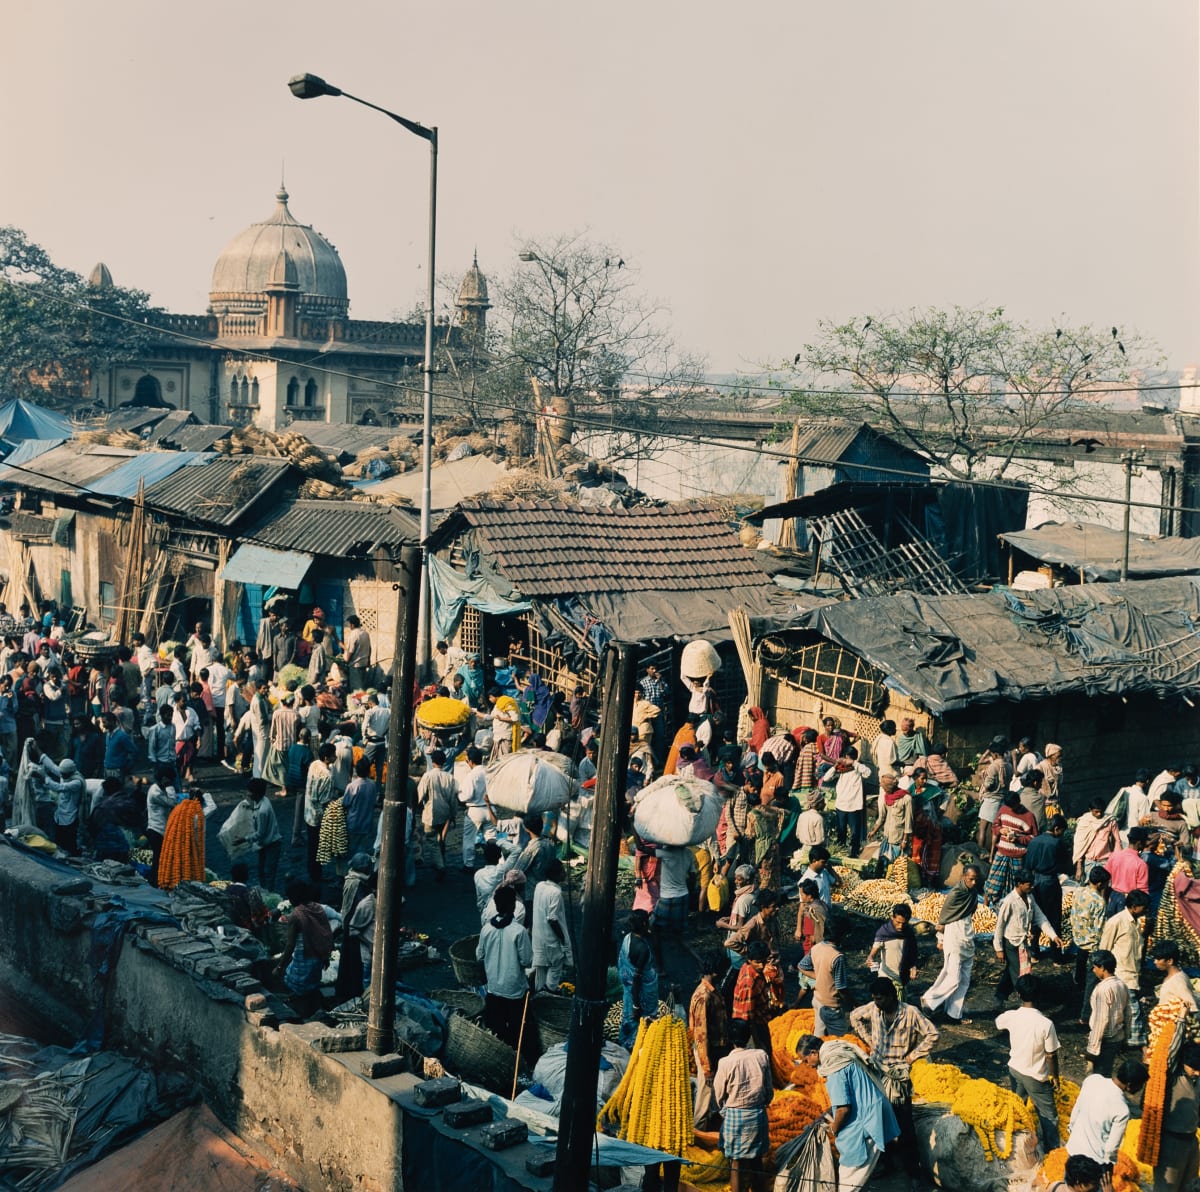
left=1120, top=449, right=1144, bottom=582
left=554, top=642, right=637, bottom=1192
left=366, top=544, right=422, bottom=1056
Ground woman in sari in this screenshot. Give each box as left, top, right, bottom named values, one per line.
left=746, top=705, right=770, bottom=755
left=911, top=792, right=943, bottom=887
left=749, top=784, right=785, bottom=894
left=664, top=717, right=699, bottom=776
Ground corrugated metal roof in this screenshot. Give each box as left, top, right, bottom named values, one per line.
left=0, top=443, right=138, bottom=495
left=246, top=498, right=418, bottom=556
left=292, top=424, right=409, bottom=456
left=145, top=455, right=292, bottom=527
left=220, top=543, right=313, bottom=588
left=792, top=424, right=866, bottom=464
left=428, top=499, right=772, bottom=598
left=89, top=451, right=206, bottom=498
left=160, top=424, right=233, bottom=452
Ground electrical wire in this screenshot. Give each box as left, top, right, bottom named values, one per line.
left=7, top=282, right=1199, bottom=521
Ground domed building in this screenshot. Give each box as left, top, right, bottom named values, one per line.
left=90, top=188, right=486, bottom=431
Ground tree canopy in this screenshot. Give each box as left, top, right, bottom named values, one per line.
left=788, top=306, right=1156, bottom=479
left=0, top=227, right=159, bottom=406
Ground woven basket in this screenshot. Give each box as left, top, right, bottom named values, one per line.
left=442, top=1011, right=519, bottom=1094
left=531, top=992, right=573, bottom=1053
left=449, top=935, right=485, bottom=987
left=431, top=988, right=484, bottom=1020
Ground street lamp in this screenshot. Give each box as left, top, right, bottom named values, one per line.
left=287, top=72, right=436, bottom=666
left=288, top=73, right=436, bottom=1058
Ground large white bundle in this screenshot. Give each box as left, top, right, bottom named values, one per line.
left=680, top=639, right=721, bottom=680
left=633, top=774, right=722, bottom=846
left=485, top=750, right=576, bottom=815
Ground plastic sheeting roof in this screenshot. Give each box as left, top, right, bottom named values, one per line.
left=219, top=543, right=313, bottom=588
left=0, top=398, right=74, bottom=441
left=751, top=576, right=1200, bottom=713
left=88, top=451, right=207, bottom=498
left=0, top=437, right=67, bottom=469
left=1000, top=521, right=1200, bottom=582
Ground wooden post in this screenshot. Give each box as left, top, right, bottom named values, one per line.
left=553, top=642, right=637, bottom=1192
left=366, top=544, right=422, bottom=1057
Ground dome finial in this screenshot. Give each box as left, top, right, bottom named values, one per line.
left=473, top=247, right=479, bottom=268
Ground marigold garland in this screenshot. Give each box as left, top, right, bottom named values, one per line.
left=156, top=796, right=206, bottom=890
left=597, top=1014, right=692, bottom=1156
left=910, top=1060, right=1035, bottom=1162
left=766, top=1089, right=826, bottom=1158
left=1138, top=1002, right=1181, bottom=1168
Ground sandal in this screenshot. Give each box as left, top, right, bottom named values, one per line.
left=946, top=1016, right=974, bottom=1026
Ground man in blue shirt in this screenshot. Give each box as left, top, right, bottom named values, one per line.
left=101, top=712, right=139, bottom=779
left=797, top=1035, right=899, bottom=1191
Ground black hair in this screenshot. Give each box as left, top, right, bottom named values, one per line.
left=1126, top=889, right=1150, bottom=910
left=493, top=884, right=517, bottom=914
left=1015, top=974, right=1040, bottom=1003
left=482, top=841, right=502, bottom=865
left=1115, top=1057, right=1149, bottom=1092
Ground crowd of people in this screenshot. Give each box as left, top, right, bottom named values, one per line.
left=11, top=604, right=1200, bottom=1192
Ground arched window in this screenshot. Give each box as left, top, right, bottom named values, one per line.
left=230, top=376, right=240, bottom=405
left=287, top=378, right=299, bottom=406
left=304, top=379, right=318, bottom=408
left=250, top=378, right=259, bottom=406
left=132, top=374, right=163, bottom=407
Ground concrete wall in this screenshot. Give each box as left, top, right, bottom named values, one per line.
left=0, top=845, right=406, bottom=1191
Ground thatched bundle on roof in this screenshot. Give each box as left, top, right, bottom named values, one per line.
left=74, top=429, right=144, bottom=449
left=485, top=468, right=567, bottom=503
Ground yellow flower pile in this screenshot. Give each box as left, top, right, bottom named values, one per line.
left=1052, top=1077, right=1080, bottom=1141
left=597, top=1015, right=692, bottom=1156
left=415, top=696, right=471, bottom=729
left=910, top=1060, right=1036, bottom=1161
left=681, top=1144, right=729, bottom=1184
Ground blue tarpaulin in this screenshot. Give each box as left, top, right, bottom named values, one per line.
left=427, top=553, right=531, bottom=640
left=88, top=451, right=209, bottom=498
left=1, top=436, right=66, bottom=468
left=0, top=398, right=74, bottom=442
left=220, top=543, right=313, bottom=589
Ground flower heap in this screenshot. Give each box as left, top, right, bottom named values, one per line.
left=910, top=1060, right=1036, bottom=1161
left=597, top=1015, right=692, bottom=1157
left=766, top=1091, right=826, bottom=1158
left=414, top=696, right=472, bottom=730
left=1155, top=861, right=1200, bottom=966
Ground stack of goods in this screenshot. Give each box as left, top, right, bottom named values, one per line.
left=886, top=854, right=921, bottom=891
left=415, top=697, right=472, bottom=732
left=633, top=775, right=723, bottom=847
left=827, top=865, right=861, bottom=902
left=910, top=1060, right=1037, bottom=1162
left=912, top=891, right=945, bottom=924
left=1038, top=888, right=1076, bottom=949
left=596, top=1015, right=692, bottom=1157
left=844, top=879, right=912, bottom=918
left=972, top=904, right=997, bottom=934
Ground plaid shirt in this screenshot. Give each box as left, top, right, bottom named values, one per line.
left=848, top=1002, right=938, bottom=1068
left=732, top=962, right=771, bottom=1025
left=793, top=743, right=817, bottom=791
left=689, top=978, right=730, bottom=1078
left=1070, top=886, right=1108, bottom=951
left=639, top=674, right=667, bottom=707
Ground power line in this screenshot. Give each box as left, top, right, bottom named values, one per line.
left=10, top=284, right=1200, bottom=522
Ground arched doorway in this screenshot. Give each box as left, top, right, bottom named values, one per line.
left=132, top=375, right=165, bottom=407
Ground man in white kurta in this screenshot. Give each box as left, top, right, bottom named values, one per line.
left=531, top=859, right=573, bottom=992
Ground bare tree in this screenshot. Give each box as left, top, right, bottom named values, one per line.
left=791, top=306, right=1156, bottom=480
left=492, top=233, right=705, bottom=464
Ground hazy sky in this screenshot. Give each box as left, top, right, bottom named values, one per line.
left=4, top=2, right=1197, bottom=376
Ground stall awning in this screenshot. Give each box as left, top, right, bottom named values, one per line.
left=219, top=543, right=313, bottom=589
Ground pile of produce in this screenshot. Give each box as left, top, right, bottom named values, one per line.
left=912, top=892, right=945, bottom=923
left=1038, top=888, right=1076, bottom=948
left=910, top=1060, right=1036, bottom=1161
left=972, top=904, right=997, bottom=934
left=828, top=865, right=860, bottom=901
left=597, top=1015, right=692, bottom=1156
left=844, top=879, right=912, bottom=918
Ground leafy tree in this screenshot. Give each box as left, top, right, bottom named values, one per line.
left=789, top=306, right=1155, bottom=479
left=490, top=233, right=705, bottom=463
left=0, top=227, right=159, bottom=406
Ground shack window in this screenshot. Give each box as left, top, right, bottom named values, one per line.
left=759, top=637, right=885, bottom=713
left=99, top=580, right=117, bottom=623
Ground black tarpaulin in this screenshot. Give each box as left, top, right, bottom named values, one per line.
left=1000, top=521, right=1200, bottom=582
left=747, top=576, right=1200, bottom=714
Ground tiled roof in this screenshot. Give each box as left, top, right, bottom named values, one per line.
left=431, top=499, right=772, bottom=597
left=144, top=455, right=292, bottom=527
left=246, top=498, right=418, bottom=557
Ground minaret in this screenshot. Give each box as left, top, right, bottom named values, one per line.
left=455, top=251, right=491, bottom=342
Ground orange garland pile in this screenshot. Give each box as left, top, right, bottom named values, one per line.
left=156, top=796, right=206, bottom=890
left=1138, top=1001, right=1184, bottom=1167
left=766, top=1089, right=826, bottom=1158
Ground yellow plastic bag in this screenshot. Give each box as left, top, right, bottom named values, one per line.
left=707, top=873, right=731, bottom=913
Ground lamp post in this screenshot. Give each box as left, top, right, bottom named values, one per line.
left=288, top=72, right=436, bottom=671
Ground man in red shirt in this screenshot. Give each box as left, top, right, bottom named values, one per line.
left=733, top=940, right=781, bottom=1054
left=1105, top=826, right=1150, bottom=912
